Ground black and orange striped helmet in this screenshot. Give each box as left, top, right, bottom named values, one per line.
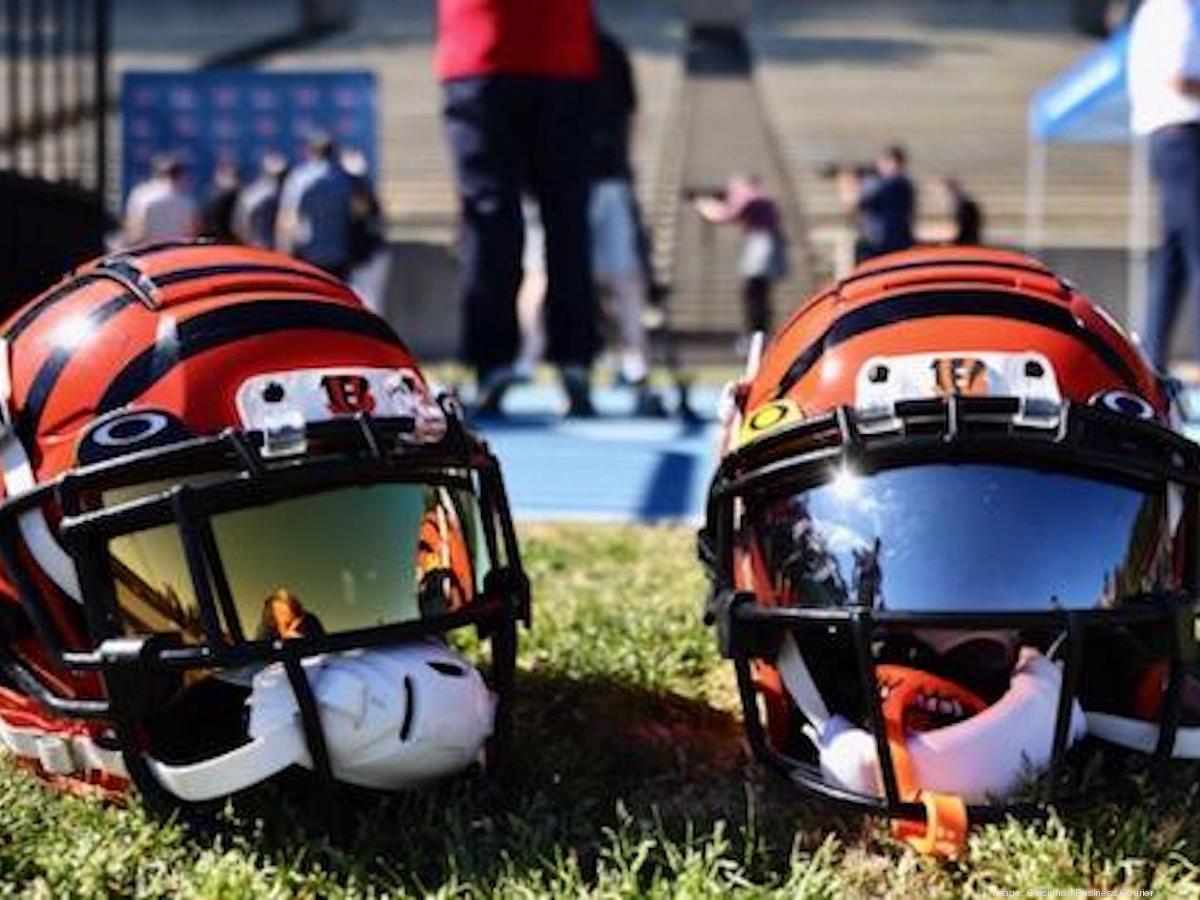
left=0, top=242, right=528, bottom=811
left=702, top=247, right=1200, bottom=857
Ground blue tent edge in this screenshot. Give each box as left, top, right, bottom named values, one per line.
left=1029, top=29, right=1130, bottom=143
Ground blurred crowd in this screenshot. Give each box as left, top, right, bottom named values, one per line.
left=122, top=132, right=387, bottom=311
left=831, top=145, right=983, bottom=264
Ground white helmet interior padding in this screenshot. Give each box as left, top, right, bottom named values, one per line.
left=1086, top=711, right=1200, bottom=758
left=148, top=641, right=494, bottom=801
left=778, top=637, right=1086, bottom=803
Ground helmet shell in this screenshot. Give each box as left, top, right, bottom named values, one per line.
left=745, top=246, right=1162, bottom=420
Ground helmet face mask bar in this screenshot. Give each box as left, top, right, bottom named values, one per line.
left=0, top=244, right=529, bottom=812
left=701, top=248, right=1200, bottom=855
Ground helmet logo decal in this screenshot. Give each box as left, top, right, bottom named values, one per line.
left=931, top=358, right=988, bottom=397
left=320, top=374, right=377, bottom=416
left=738, top=400, right=803, bottom=447
left=90, top=411, right=170, bottom=447
left=76, top=409, right=196, bottom=466
left=237, top=367, right=448, bottom=445
left=1092, top=390, right=1156, bottom=421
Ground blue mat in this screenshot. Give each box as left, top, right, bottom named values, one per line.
left=472, top=386, right=721, bottom=522
left=479, top=383, right=1200, bottom=521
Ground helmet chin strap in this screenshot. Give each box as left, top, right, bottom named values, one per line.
left=147, top=641, right=495, bottom=802
left=777, top=637, right=1087, bottom=857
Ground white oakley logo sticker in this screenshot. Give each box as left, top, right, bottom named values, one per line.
left=1093, top=390, right=1156, bottom=420
left=91, top=411, right=171, bottom=447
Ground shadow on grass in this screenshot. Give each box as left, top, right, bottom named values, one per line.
left=159, top=670, right=1200, bottom=893
left=203, top=669, right=862, bottom=892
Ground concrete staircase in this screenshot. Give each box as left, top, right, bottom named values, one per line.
left=651, top=27, right=814, bottom=338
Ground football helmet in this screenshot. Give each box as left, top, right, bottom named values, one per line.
left=0, top=242, right=529, bottom=809
left=701, top=247, right=1200, bottom=856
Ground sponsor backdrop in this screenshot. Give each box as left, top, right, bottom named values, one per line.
left=120, top=70, right=378, bottom=199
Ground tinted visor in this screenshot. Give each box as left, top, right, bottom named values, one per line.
left=108, top=482, right=487, bottom=645
left=744, top=464, right=1176, bottom=612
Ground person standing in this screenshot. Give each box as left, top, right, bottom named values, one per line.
left=1129, top=0, right=1200, bottom=369
left=122, top=154, right=200, bottom=247
left=692, top=173, right=788, bottom=341
left=589, top=27, right=651, bottom=394
left=342, top=147, right=390, bottom=315
left=436, top=0, right=601, bottom=416
left=201, top=160, right=241, bottom=243
left=838, top=145, right=916, bottom=262
left=514, top=197, right=548, bottom=381
left=276, top=132, right=355, bottom=279
left=940, top=177, right=984, bottom=246
left=233, top=152, right=289, bottom=249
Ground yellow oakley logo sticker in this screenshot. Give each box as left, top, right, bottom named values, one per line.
left=739, top=400, right=802, bottom=446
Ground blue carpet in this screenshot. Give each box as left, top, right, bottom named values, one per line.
left=472, top=385, right=721, bottom=522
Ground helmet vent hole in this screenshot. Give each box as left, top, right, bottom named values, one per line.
left=427, top=660, right=466, bottom=678
left=398, top=675, right=415, bottom=742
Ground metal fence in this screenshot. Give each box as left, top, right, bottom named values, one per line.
left=1, top=0, right=110, bottom=195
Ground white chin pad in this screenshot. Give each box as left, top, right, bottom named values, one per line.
left=1086, top=712, right=1200, bottom=758
left=814, top=648, right=1086, bottom=804
left=147, top=641, right=494, bottom=801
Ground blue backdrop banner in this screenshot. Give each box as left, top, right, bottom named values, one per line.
left=120, top=70, right=378, bottom=199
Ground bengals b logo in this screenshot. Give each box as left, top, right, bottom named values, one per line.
left=931, top=358, right=988, bottom=397
left=321, top=374, right=377, bottom=414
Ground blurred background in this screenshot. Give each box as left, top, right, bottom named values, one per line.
left=0, top=0, right=1147, bottom=354
left=0, top=0, right=1159, bottom=519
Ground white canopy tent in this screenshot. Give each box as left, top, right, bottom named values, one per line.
left=1025, top=28, right=1153, bottom=334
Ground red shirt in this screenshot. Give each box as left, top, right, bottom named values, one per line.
left=436, top=0, right=598, bottom=81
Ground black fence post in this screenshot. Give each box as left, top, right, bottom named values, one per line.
left=93, top=0, right=107, bottom=198
left=52, top=0, right=65, bottom=178
left=6, top=0, right=19, bottom=171
left=72, top=0, right=86, bottom=184
left=28, top=0, right=42, bottom=174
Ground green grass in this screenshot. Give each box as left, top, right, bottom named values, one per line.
left=2, top=524, right=1200, bottom=898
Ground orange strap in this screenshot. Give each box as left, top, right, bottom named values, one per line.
left=891, top=791, right=969, bottom=858
left=877, top=665, right=981, bottom=859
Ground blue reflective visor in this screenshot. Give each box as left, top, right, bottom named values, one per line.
left=743, top=464, right=1178, bottom=612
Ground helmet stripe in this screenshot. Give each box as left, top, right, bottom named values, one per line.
left=94, top=299, right=405, bottom=416
left=151, top=263, right=345, bottom=291
left=4, top=273, right=106, bottom=343
left=775, top=290, right=1141, bottom=398
left=835, top=256, right=1057, bottom=292
left=15, top=292, right=142, bottom=446
left=4, top=262, right=345, bottom=345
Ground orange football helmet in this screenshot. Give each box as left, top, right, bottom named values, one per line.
left=702, top=247, right=1200, bottom=856
left=0, top=242, right=528, bottom=810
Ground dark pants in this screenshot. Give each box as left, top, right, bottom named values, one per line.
left=743, top=276, right=772, bottom=335
left=1147, top=124, right=1200, bottom=369
left=442, top=76, right=599, bottom=378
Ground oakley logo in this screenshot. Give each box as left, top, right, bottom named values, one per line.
left=931, top=358, right=988, bottom=397
left=321, top=374, right=377, bottom=415
left=1092, top=389, right=1155, bottom=420
left=91, top=411, right=171, bottom=447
